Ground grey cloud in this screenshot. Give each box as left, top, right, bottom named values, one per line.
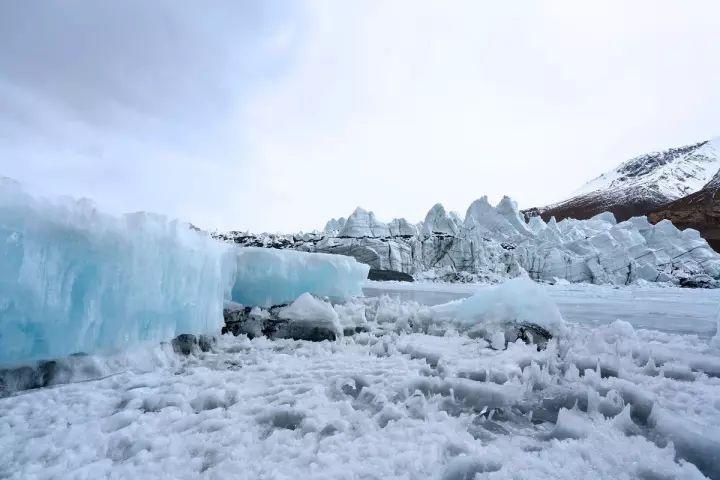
left=0, top=1, right=301, bottom=140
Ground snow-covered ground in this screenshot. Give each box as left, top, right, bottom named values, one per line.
left=2, top=282, right=719, bottom=479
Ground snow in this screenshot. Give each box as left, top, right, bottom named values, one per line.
left=231, top=247, right=369, bottom=308
left=2, top=282, right=719, bottom=478
left=278, top=293, right=342, bottom=337
left=574, top=137, right=720, bottom=200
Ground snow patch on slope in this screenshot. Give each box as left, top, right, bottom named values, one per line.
left=574, top=138, right=720, bottom=200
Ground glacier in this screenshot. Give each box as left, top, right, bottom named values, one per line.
left=218, top=195, right=720, bottom=287
left=0, top=179, right=368, bottom=365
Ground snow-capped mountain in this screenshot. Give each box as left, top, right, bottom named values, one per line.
left=526, top=137, right=720, bottom=223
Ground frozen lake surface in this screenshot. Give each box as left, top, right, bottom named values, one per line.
left=2, top=281, right=719, bottom=479
left=364, top=281, right=720, bottom=337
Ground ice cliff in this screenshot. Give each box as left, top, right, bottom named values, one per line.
left=218, top=196, right=720, bottom=287
left=0, top=179, right=368, bottom=365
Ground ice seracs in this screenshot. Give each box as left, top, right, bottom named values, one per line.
left=388, top=218, right=418, bottom=237
left=422, top=203, right=460, bottom=236
left=339, top=207, right=390, bottom=237
left=323, top=217, right=346, bottom=235
left=221, top=193, right=720, bottom=287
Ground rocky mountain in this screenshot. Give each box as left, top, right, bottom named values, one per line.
left=526, top=138, right=720, bottom=223
left=649, top=170, right=720, bottom=251
left=216, top=196, right=720, bottom=288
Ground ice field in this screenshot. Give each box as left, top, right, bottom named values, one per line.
left=2, top=280, right=719, bottom=479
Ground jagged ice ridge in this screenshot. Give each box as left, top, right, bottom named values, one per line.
left=218, top=195, right=720, bottom=287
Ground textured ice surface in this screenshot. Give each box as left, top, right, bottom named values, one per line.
left=0, top=179, right=233, bottom=366
left=231, top=247, right=369, bottom=307
left=2, top=285, right=718, bottom=479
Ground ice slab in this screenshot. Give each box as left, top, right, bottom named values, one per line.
left=231, top=247, right=369, bottom=307
left=0, top=178, right=233, bottom=366
left=0, top=180, right=369, bottom=365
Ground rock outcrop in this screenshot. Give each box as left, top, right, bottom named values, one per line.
left=649, top=171, right=720, bottom=251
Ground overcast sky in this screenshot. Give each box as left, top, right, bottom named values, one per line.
left=2, top=1, right=720, bottom=232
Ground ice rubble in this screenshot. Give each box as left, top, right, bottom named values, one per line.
left=0, top=180, right=368, bottom=365
left=2, top=284, right=719, bottom=479
left=224, top=277, right=560, bottom=350
left=219, top=195, right=720, bottom=286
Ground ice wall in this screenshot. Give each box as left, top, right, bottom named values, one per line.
left=0, top=180, right=372, bottom=365
left=231, top=247, right=370, bottom=307
left=0, top=178, right=234, bottom=366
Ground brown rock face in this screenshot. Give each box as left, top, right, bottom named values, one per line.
left=649, top=184, right=720, bottom=252
left=524, top=138, right=720, bottom=252
left=524, top=190, right=667, bottom=224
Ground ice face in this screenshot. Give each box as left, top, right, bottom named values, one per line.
left=0, top=179, right=234, bottom=366
left=0, top=180, right=370, bottom=365
left=231, top=247, right=369, bottom=308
